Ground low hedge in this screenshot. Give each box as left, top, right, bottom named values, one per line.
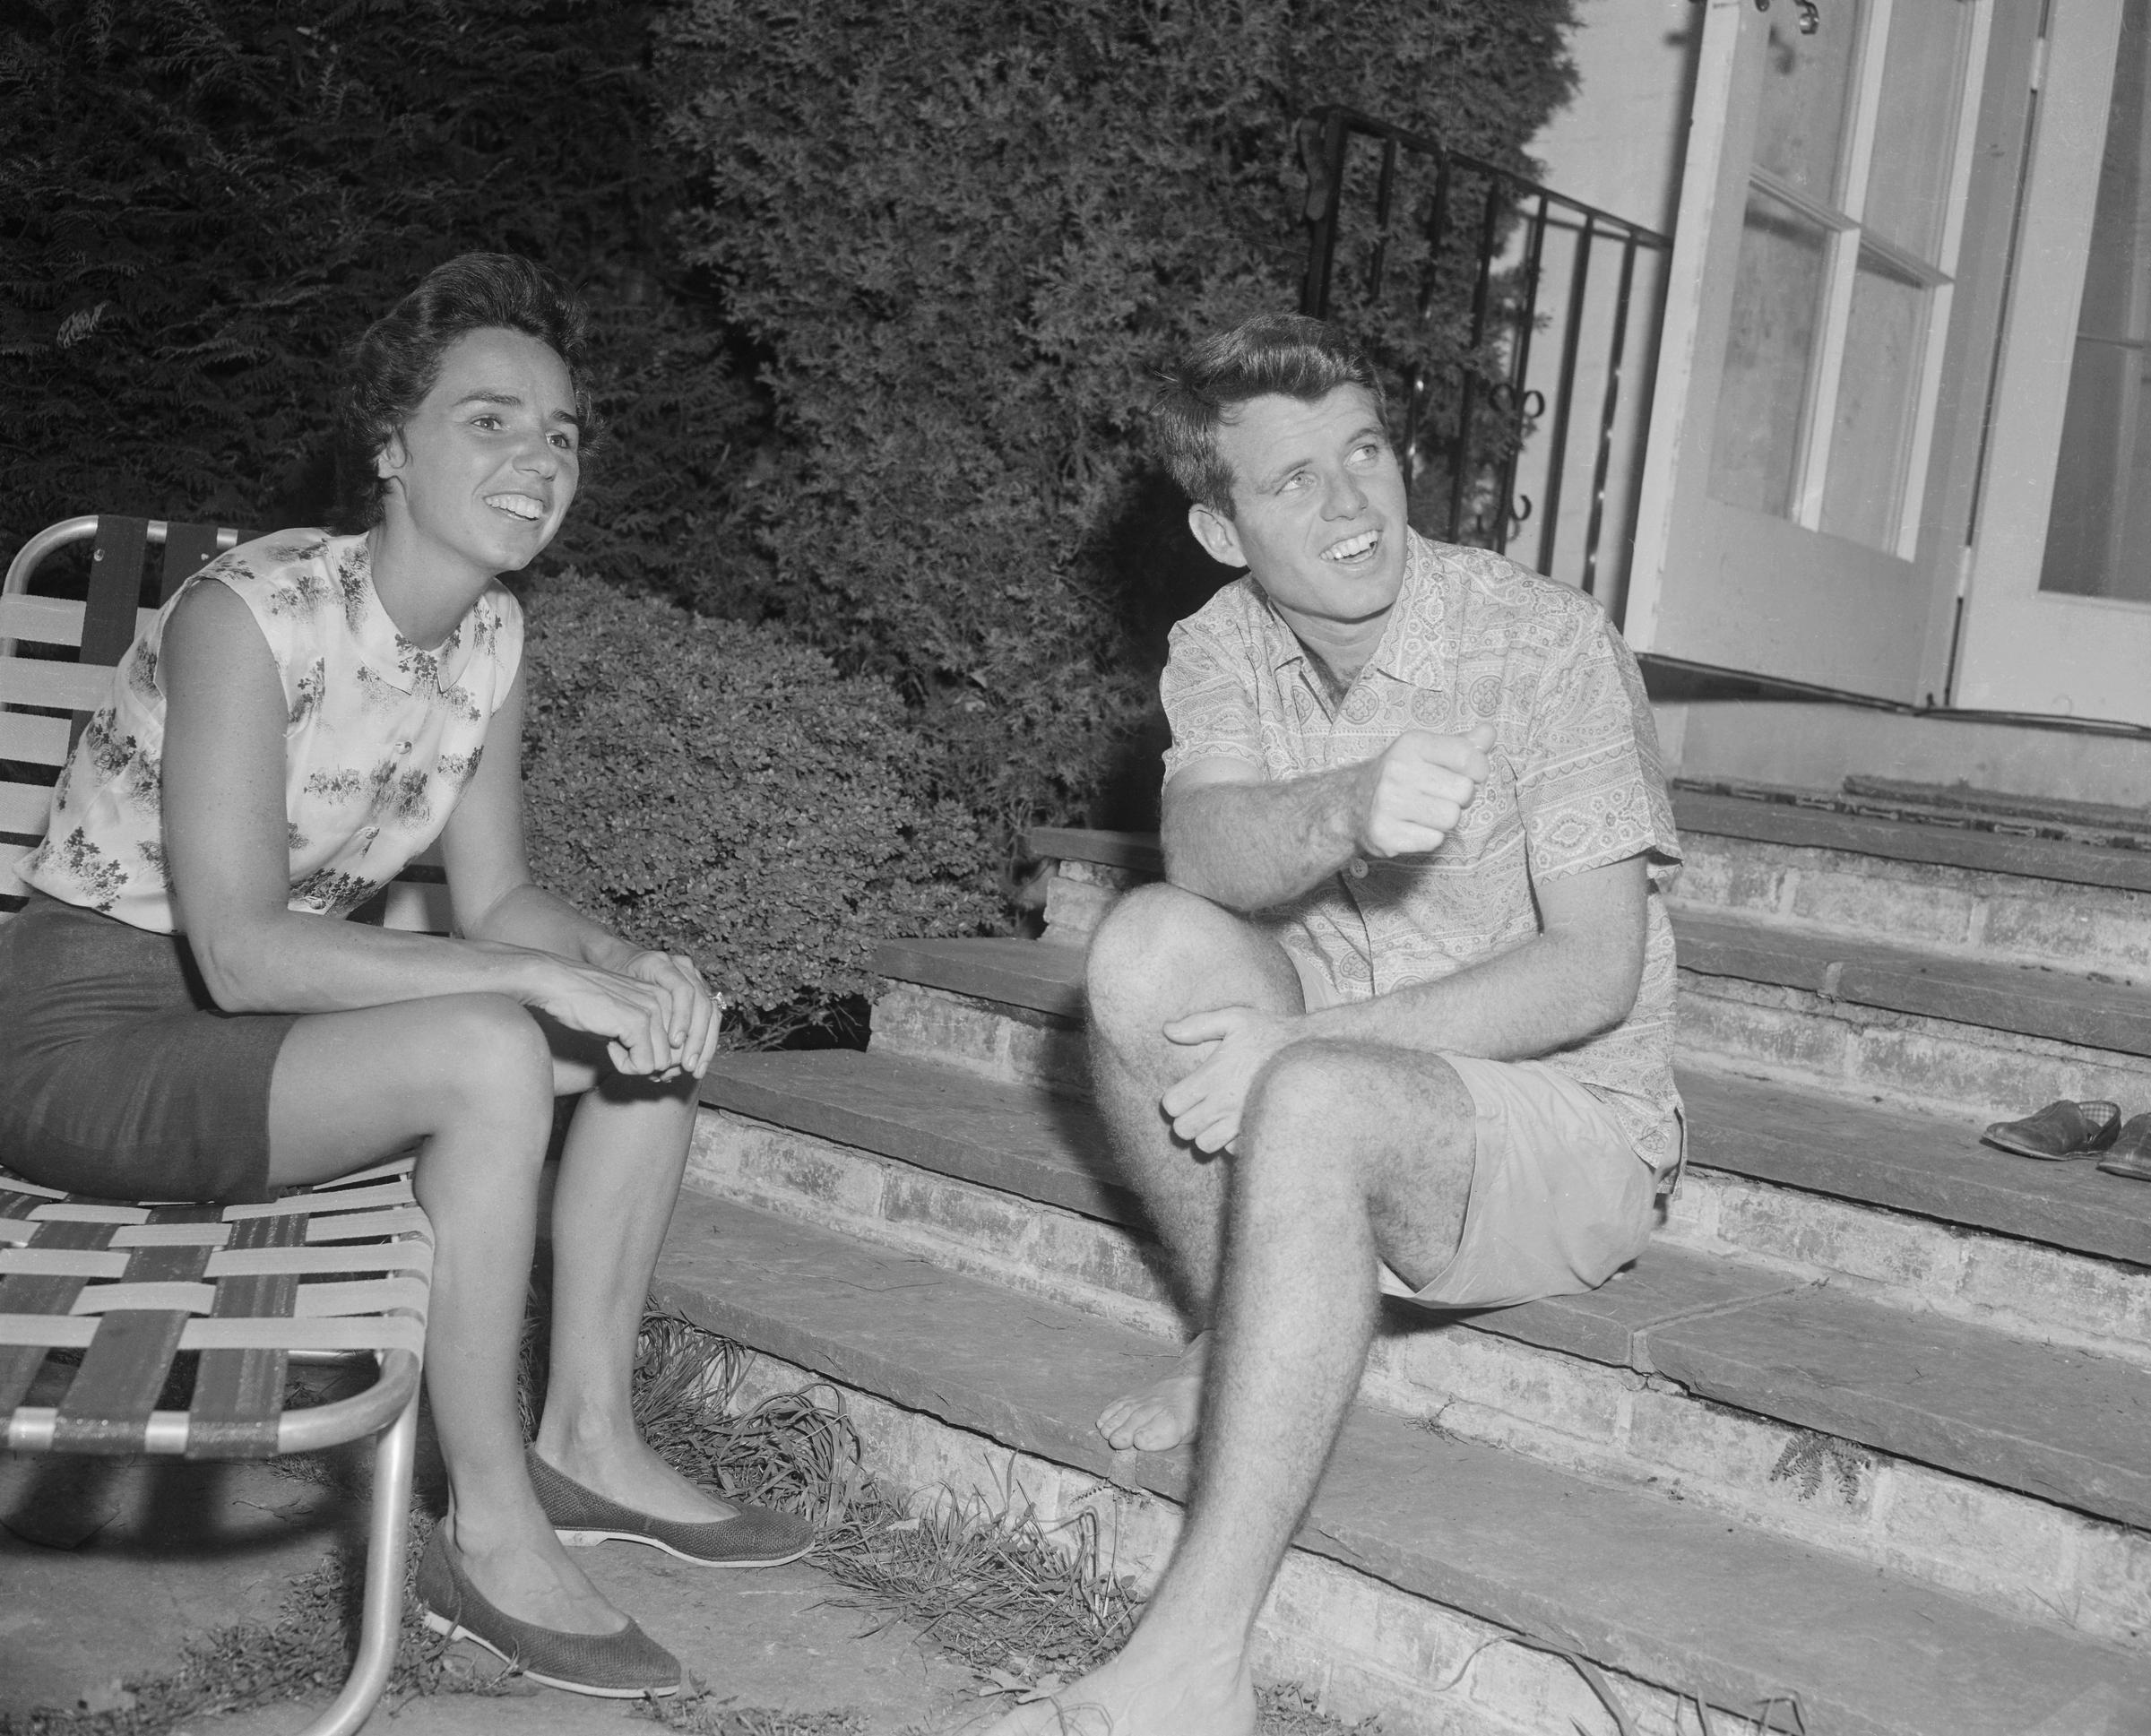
left=519, top=567, right=996, bottom=1040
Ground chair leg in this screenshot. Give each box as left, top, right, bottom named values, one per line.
left=296, top=1382, right=421, bottom=1736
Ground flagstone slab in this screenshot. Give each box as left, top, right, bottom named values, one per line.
left=1644, top=1284, right=2151, bottom=1531
left=654, top=1189, right=2151, bottom=1736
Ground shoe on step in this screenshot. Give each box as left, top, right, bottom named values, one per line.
left=1980, top=1099, right=2121, bottom=1160
left=2096, top=1112, right=2151, bottom=1181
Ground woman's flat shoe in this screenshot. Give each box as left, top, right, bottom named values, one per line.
left=2096, top=1113, right=2151, bottom=1181
left=1980, top=1099, right=2121, bottom=1160
left=526, top=1447, right=814, bottom=1567
left=416, top=1524, right=680, bottom=1698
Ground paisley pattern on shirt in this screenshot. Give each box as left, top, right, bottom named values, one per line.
left=22, top=530, right=523, bottom=932
left=1159, top=531, right=1682, bottom=1171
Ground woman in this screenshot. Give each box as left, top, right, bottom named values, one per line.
left=0, top=254, right=806, bottom=1697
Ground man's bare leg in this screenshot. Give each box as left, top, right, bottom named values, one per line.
left=980, top=1040, right=1476, bottom=1735
left=1084, top=884, right=1301, bottom=1451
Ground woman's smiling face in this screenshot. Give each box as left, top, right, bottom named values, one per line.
left=375, top=325, right=581, bottom=582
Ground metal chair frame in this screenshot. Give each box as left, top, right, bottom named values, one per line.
left=2, top=514, right=431, bottom=1736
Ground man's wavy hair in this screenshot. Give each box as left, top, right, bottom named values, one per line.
left=1153, top=314, right=1386, bottom=518
left=329, top=253, right=592, bottom=533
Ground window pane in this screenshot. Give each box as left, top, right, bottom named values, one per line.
left=1753, top=5, right=1862, bottom=205
left=1821, top=253, right=1928, bottom=549
left=1863, top=0, right=1973, bottom=259
left=1710, top=191, right=1829, bottom=519
left=2040, top=0, right=2151, bottom=599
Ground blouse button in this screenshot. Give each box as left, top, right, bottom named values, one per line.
left=1348, top=858, right=1369, bottom=879
left=393, top=740, right=412, bottom=756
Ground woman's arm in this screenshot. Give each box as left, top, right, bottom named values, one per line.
left=160, top=582, right=686, bottom=1075
left=436, top=666, right=721, bottom=1074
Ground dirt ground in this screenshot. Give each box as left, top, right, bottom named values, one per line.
left=0, top=1448, right=990, bottom=1735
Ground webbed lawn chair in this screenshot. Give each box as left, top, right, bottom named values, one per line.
left=2, top=514, right=436, bottom=1736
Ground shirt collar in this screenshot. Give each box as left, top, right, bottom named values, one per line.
left=1254, top=527, right=1447, bottom=682
left=336, top=536, right=477, bottom=697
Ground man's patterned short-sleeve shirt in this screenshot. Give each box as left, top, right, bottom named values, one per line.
left=23, top=531, right=523, bottom=932
left=1160, top=531, right=1682, bottom=1170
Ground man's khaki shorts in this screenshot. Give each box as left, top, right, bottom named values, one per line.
left=1374, top=1052, right=1658, bottom=1309
left=1284, top=947, right=1662, bottom=1310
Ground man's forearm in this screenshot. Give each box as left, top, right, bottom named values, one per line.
left=1299, top=927, right=1641, bottom=1063
left=1162, top=767, right=1369, bottom=910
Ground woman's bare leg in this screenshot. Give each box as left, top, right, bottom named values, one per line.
left=267, top=993, right=626, bottom=1636
left=531, top=1059, right=732, bottom=1521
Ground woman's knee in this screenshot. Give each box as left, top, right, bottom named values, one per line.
left=413, top=994, right=556, bottom=1123
left=1085, top=883, right=1298, bottom=1037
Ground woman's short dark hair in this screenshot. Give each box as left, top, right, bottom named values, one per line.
left=329, top=253, right=592, bottom=532
left=1154, top=314, right=1386, bottom=518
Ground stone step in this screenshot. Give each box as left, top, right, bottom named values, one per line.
left=1023, top=825, right=2151, bottom=1114
left=653, top=1187, right=2151, bottom=1736
left=696, top=1049, right=2151, bottom=1540
left=1673, top=798, right=2151, bottom=987
left=869, top=936, right=2151, bottom=1281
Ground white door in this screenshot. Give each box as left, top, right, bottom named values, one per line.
left=1952, top=0, right=2151, bottom=723
left=1626, top=0, right=2004, bottom=699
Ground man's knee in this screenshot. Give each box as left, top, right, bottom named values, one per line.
left=1242, top=1041, right=1472, bottom=1176
left=1085, top=883, right=1296, bottom=1037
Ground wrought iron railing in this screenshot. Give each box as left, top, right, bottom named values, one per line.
left=1298, top=107, right=1672, bottom=624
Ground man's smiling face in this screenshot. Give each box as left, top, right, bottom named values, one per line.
left=1187, top=384, right=1409, bottom=634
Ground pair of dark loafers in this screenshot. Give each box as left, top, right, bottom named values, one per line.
left=418, top=1450, right=816, bottom=1698
left=1981, top=1099, right=2151, bottom=1179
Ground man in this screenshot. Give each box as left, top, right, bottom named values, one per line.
left=982, top=314, right=1680, bottom=1736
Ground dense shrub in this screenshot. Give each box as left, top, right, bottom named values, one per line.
left=0, top=0, right=755, bottom=597
left=519, top=566, right=996, bottom=1038
left=657, top=0, right=1577, bottom=835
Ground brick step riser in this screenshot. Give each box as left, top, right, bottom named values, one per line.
left=1042, top=869, right=2151, bottom=1115
left=715, top=1345, right=1700, bottom=1736
left=870, top=980, right=2151, bottom=1351
left=1672, top=836, right=2151, bottom=985
left=1046, top=844, right=2151, bottom=988
left=685, top=1110, right=2151, bottom=1645
left=1677, top=972, right=2151, bottom=1125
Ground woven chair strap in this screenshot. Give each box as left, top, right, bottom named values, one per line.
left=0, top=1157, right=432, bottom=1458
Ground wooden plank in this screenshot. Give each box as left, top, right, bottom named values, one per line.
left=1, top=841, right=33, bottom=896
left=1646, top=1283, right=2151, bottom=1531
left=657, top=1190, right=2151, bottom=1736
left=1672, top=790, right=2151, bottom=894
left=1025, top=826, right=1164, bottom=876
left=1671, top=908, right=2151, bottom=1056
left=1679, top=1065, right=2151, bottom=1268
left=872, top=936, right=1086, bottom=1019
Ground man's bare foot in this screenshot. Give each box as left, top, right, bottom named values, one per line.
left=971, top=1630, right=1254, bottom=1736
left=1096, top=1331, right=1209, bottom=1451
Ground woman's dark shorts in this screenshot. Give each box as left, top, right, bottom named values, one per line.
left=0, top=893, right=297, bottom=1204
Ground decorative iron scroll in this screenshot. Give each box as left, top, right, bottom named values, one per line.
left=1694, top=0, right=1822, bottom=34
left=1297, top=108, right=1672, bottom=625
